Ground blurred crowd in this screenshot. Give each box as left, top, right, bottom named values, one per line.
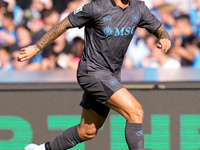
left=0, top=0, right=86, bottom=71
left=124, top=0, right=200, bottom=69
left=0, top=0, right=200, bottom=71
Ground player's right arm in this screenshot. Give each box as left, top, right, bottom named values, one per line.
left=17, top=16, right=73, bottom=62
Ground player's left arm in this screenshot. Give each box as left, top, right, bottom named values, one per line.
left=153, top=25, right=171, bottom=52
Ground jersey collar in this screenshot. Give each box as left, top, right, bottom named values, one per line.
left=110, top=0, right=116, bottom=7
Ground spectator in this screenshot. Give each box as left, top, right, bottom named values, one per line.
left=10, top=50, right=28, bottom=70
left=23, top=0, right=53, bottom=33
left=52, top=0, right=67, bottom=14
left=15, top=0, right=31, bottom=10
left=60, top=0, right=85, bottom=43
left=188, top=0, right=200, bottom=38
left=124, top=28, right=150, bottom=68
left=0, top=0, right=199, bottom=71
left=39, top=0, right=53, bottom=10
left=32, top=8, right=60, bottom=69
left=24, top=0, right=53, bottom=20
left=0, top=11, right=17, bottom=46
left=157, top=4, right=176, bottom=36
left=149, top=0, right=164, bottom=18
left=184, top=35, right=200, bottom=68
left=0, top=46, right=14, bottom=71
left=165, top=0, right=195, bottom=14
left=141, top=35, right=181, bottom=69
left=6, top=0, right=23, bottom=25
left=33, top=8, right=59, bottom=41
left=42, top=32, right=74, bottom=70
left=10, top=25, right=43, bottom=70
left=173, top=14, right=194, bottom=43
left=0, top=0, right=8, bottom=27
left=151, top=0, right=164, bottom=8
left=171, top=14, right=195, bottom=66
left=69, top=37, right=85, bottom=70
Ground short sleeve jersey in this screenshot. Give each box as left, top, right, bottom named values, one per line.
left=68, top=0, right=162, bottom=76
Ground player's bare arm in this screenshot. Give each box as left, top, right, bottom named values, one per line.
left=153, top=25, right=171, bottom=52
left=35, top=16, right=73, bottom=51
left=17, top=16, right=73, bottom=62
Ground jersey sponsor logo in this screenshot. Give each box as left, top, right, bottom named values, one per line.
left=103, top=17, right=112, bottom=21
left=132, top=14, right=139, bottom=22
left=74, top=7, right=83, bottom=15
left=109, top=79, right=118, bottom=86
left=102, top=26, right=113, bottom=37
left=136, top=130, right=143, bottom=136
left=114, top=26, right=136, bottom=36
left=102, top=26, right=136, bottom=37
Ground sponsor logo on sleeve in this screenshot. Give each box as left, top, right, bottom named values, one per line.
left=74, top=7, right=83, bottom=15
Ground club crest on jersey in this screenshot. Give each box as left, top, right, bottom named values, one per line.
left=74, top=7, right=83, bottom=15
left=102, top=26, right=113, bottom=37
left=132, top=14, right=139, bottom=23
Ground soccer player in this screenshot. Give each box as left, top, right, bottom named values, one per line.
left=18, top=0, right=171, bottom=149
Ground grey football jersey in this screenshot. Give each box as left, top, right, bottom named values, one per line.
left=68, top=0, right=162, bottom=76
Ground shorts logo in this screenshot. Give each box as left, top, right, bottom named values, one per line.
left=132, top=14, right=139, bottom=22
left=74, top=7, right=83, bottom=15
left=102, top=26, right=113, bottom=37
left=71, top=140, right=77, bottom=146
left=109, top=79, right=118, bottom=86
left=136, top=130, right=143, bottom=136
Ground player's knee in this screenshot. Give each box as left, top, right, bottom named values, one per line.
left=82, top=128, right=97, bottom=140
left=79, top=126, right=98, bottom=141
left=126, top=106, right=144, bottom=123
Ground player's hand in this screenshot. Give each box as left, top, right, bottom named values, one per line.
left=17, top=45, right=41, bottom=62
left=156, top=38, right=171, bottom=53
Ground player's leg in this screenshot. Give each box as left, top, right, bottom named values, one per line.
left=77, top=107, right=106, bottom=141
left=47, top=107, right=106, bottom=150
left=25, top=108, right=106, bottom=150
left=105, top=88, right=144, bottom=150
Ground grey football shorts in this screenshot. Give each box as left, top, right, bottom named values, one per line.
left=77, top=70, right=124, bottom=118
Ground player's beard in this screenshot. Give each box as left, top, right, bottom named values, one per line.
left=121, top=0, right=130, bottom=5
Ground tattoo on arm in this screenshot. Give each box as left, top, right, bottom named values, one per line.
left=153, top=25, right=170, bottom=40
left=35, top=16, right=73, bottom=51
left=35, top=43, right=42, bottom=51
